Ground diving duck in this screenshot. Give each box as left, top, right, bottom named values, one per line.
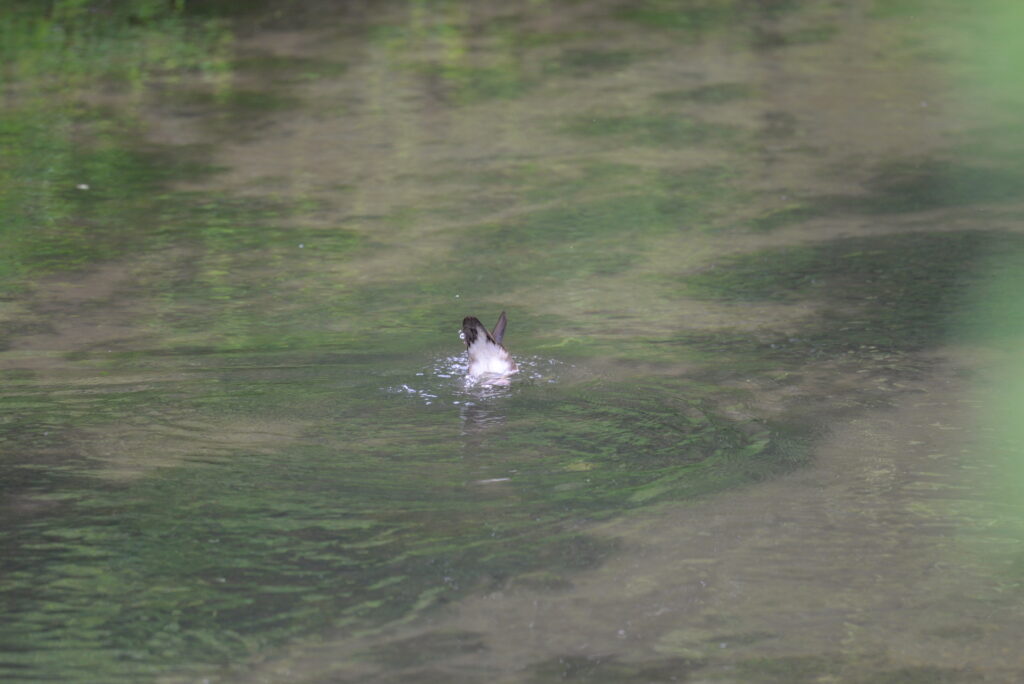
left=461, top=311, right=518, bottom=380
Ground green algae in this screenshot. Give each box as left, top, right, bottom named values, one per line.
left=564, top=113, right=743, bottom=148
left=838, top=159, right=1024, bottom=214
left=530, top=653, right=702, bottom=683
left=232, top=53, right=349, bottom=82
left=682, top=231, right=1024, bottom=354
left=548, top=48, right=639, bottom=76
left=741, top=155, right=1024, bottom=229
left=656, top=82, right=756, bottom=104
left=747, top=203, right=822, bottom=231
left=413, top=62, right=533, bottom=105
left=0, top=0, right=233, bottom=87
left=615, top=0, right=804, bottom=36
left=733, top=654, right=845, bottom=682
left=616, top=1, right=743, bottom=34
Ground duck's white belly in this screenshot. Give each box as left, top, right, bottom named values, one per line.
left=466, top=338, right=517, bottom=378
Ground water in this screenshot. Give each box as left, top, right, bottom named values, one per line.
left=3, top=1, right=1024, bottom=682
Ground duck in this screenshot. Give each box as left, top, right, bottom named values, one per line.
left=461, top=311, right=518, bottom=381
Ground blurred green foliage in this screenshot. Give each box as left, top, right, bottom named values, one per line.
left=0, top=0, right=235, bottom=293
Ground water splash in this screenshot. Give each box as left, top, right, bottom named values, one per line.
left=385, top=354, right=567, bottom=406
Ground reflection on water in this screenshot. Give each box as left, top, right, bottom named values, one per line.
left=2, top=0, right=1024, bottom=682
left=0, top=357, right=785, bottom=682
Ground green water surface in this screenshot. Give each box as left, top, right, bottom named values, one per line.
left=2, top=1, right=1022, bottom=682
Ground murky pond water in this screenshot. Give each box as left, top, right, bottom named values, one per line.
left=3, top=1, right=1024, bottom=682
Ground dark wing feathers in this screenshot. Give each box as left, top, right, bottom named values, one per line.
left=491, top=311, right=508, bottom=344
left=462, top=312, right=509, bottom=347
